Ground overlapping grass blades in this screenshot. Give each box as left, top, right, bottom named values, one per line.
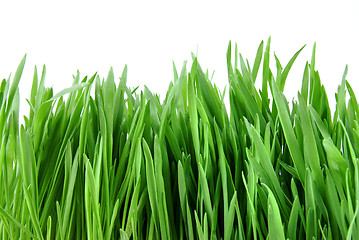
left=0, top=39, right=359, bottom=239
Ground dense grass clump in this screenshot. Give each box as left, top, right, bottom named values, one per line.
left=1, top=38, right=359, bottom=239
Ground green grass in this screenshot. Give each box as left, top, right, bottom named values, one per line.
left=0, top=38, right=358, bottom=239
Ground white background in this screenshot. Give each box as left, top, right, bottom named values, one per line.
left=0, top=0, right=358, bottom=119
